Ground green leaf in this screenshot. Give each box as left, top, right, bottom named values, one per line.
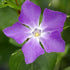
left=64, top=67, right=70, bottom=70
left=0, top=30, right=19, bottom=65
left=0, top=0, right=8, bottom=8
left=0, top=0, right=25, bottom=10
left=0, top=7, right=18, bottom=30
left=9, top=49, right=31, bottom=70
left=9, top=38, right=28, bottom=47
left=35, top=52, right=57, bottom=70
left=9, top=49, right=57, bottom=70
left=6, top=0, right=21, bottom=10
left=9, top=38, right=23, bottom=47
left=62, top=27, right=70, bottom=44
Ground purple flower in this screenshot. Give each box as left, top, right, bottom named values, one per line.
left=3, top=0, right=66, bottom=64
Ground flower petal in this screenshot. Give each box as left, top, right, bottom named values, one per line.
left=3, top=22, right=31, bottom=44
left=22, top=38, right=44, bottom=64
left=19, top=0, right=41, bottom=28
left=41, top=8, right=66, bottom=32
left=40, top=31, right=65, bottom=53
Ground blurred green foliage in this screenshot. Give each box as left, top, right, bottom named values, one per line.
left=9, top=49, right=57, bottom=70
left=0, top=7, right=18, bottom=30
left=0, top=0, right=25, bottom=9
left=0, top=30, right=20, bottom=70
left=0, top=0, right=70, bottom=70
left=64, top=67, right=70, bottom=70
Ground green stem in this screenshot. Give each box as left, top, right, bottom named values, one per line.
left=31, top=63, right=33, bottom=70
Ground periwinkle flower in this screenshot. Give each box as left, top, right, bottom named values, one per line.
left=3, top=0, right=66, bottom=64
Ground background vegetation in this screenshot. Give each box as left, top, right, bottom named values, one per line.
left=0, top=0, right=70, bottom=70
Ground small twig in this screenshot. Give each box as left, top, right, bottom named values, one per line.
left=15, top=0, right=21, bottom=14
left=15, top=0, right=19, bottom=5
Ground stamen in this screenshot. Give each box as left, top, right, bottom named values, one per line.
left=32, top=28, right=41, bottom=37
left=35, top=33, right=40, bottom=37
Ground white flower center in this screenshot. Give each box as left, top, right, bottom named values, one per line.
left=32, top=28, right=41, bottom=37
